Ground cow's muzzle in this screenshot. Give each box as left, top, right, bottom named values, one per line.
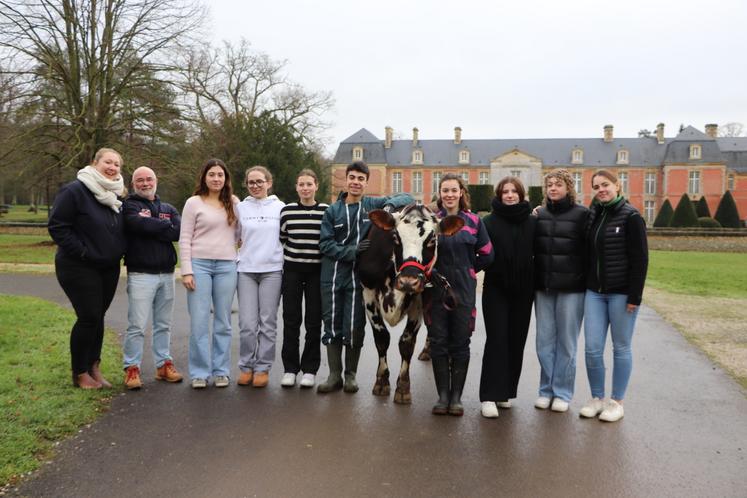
left=395, top=273, right=426, bottom=294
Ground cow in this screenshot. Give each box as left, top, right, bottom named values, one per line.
left=356, top=203, right=463, bottom=404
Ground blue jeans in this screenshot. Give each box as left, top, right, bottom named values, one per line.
left=535, top=290, right=585, bottom=401
left=124, top=272, right=175, bottom=369
left=583, top=290, right=639, bottom=400
left=186, top=258, right=237, bottom=380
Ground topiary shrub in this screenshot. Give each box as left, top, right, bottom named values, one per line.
left=467, top=184, right=493, bottom=213
left=670, top=193, right=699, bottom=227
left=528, top=186, right=544, bottom=209
left=714, top=190, right=742, bottom=228
left=653, top=198, right=674, bottom=227
left=695, top=197, right=711, bottom=218
left=697, top=217, right=721, bottom=228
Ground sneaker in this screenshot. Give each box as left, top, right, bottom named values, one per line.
left=155, top=360, right=183, bottom=383
left=579, top=398, right=605, bottom=418
left=252, top=371, right=269, bottom=388
left=214, top=376, right=230, bottom=388
left=534, top=396, right=551, bottom=410
left=191, top=378, right=207, bottom=389
left=281, top=372, right=296, bottom=387
left=237, top=370, right=253, bottom=386
left=124, top=366, right=142, bottom=390
left=299, top=373, right=316, bottom=388
left=481, top=401, right=499, bottom=418
left=496, top=400, right=512, bottom=409
left=599, top=400, right=624, bottom=422
left=551, top=398, right=570, bottom=412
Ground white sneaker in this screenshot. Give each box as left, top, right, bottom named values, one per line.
left=551, top=398, right=569, bottom=412
left=191, top=378, right=207, bottom=389
left=496, top=400, right=512, bottom=409
left=599, top=400, right=624, bottom=422
left=281, top=372, right=297, bottom=387
left=579, top=398, right=605, bottom=418
left=534, top=396, right=551, bottom=409
left=214, top=376, right=229, bottom=388
left=481, top=401, right=499, bottom=418
left=299, top=373, right=315, bottom=388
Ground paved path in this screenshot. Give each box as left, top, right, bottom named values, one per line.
left=1, top=274, right=746, bottom=497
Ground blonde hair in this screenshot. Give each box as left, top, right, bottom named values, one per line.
left=93, top=147, right=122, bottom=166
left=245, top=165, right=272, bottom=184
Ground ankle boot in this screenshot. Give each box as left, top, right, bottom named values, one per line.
left=73, top=372, right=102, bottom=389
left=431, top=356, right=451, bottom=415
left=448, top=359, right=469, bottom=416
left=343, top=346, right=362, bottom=393
left=317, top=342, right=344, bottom=393
left=90, top=360, right=112, bottom=388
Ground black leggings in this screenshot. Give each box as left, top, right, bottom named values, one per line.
left=55, top=255, right=120, bottom=375
left=281, top=268, right=322, bottom=374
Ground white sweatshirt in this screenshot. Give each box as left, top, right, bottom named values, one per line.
left=236, top=195, right=285, bottom=273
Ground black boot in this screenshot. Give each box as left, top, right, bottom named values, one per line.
left=317, top=342, right=344, bottom=393
left=431, top=356, right=451, bottom=415
left=448, top=359, right=469, bottom=416
left=343, top=346, right=362, bottom=393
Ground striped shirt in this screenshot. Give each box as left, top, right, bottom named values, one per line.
left=279, top=201, right=329, bottom=271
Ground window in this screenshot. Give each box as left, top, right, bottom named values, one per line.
left=412, top=172, right=423, bottom=194
left=510, top=169, right=522, bottom=179
left=572, top=149, right=583, bottom=164
left=690, top=144, right=701, bottom=160
left=479, top=172, right=489, bottom=185
left=617, top=150, right=629, bottom=164
left=460, top=171, right=469, bottom=183
left=619, top=171, right=628, bottom=194
left=392, top=172, right=402, bottom=194
left=412, top=150, right=423, bottom=164
left=645, top=172, right=656, bottom=194
left=432, top=172, right=442, bottom=195
left=459, top=150, right=470, bottom=164
left=728, top=175, right=735, bottom=191
left=644, top=200, right=655, bottom=225
left=573, top=172, right=583, bottom=195
left=352, top=146, right=363, bottom=161
left=688, top=171, right=700, bottom=194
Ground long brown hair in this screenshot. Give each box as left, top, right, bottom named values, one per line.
left=495, top=176, right=526, bottom=202
left=194, top=158, right=236, bottom=225
left=436, top=173, right=471, bottom=212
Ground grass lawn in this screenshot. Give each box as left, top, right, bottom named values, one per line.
left=0, top=295, right=121, bottom=486
left=0, top=234, right=57, bottom=265
left=647, top=250, right=747, bottom=298
left=0, top=205, right=49, bottom=223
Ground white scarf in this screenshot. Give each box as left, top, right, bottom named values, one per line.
left=77, top=165, right=124, bottom=212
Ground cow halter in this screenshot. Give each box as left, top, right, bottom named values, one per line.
left=397, top=244, right=438, bottom=280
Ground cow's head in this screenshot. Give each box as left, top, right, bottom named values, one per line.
left=369, top=203, right=464, bottom=294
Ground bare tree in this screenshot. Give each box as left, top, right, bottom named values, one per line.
left=718, top=122, right=744, bottom=137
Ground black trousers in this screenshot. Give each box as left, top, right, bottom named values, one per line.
left=55, top=255, right=120, bottom=375
left=426, top=295, right=473, bottom=363
left=479, top=283, right=534, bottom=401
left=281, top=268, right=322, bottom=374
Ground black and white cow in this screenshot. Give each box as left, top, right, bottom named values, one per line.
left=356, top=203, right=463, bottom=404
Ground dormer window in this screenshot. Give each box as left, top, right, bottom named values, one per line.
left=412, top=150, right=423, bottom=164
left=352, top=146, right=363, bottom=161
left=459, top=149, right=470, bottom=164
left=690, top=144, right=701, bottom=160
left=572, top=148, right=583, bottom=164
left=617, top=150, right=629, bottom=165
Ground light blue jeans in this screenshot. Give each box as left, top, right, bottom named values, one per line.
left=535, top=290, right=585, bottom=402
left=186, top=258, right=237, bottom=380
left=237, top=271, right=282, bottom=374
left=124, top=272, right=175, bottom=369
left=583, top=290, right=640, bottom=400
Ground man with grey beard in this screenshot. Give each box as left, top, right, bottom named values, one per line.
left=122, top=166, right=183, bottom=389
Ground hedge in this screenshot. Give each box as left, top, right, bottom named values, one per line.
left=695, top=197, right=711, bottom=218
left=670, top=193, right=699, bottom=227
left=714, top=190, right=742, bottom=228
left=653, top=198, right=674, bottom=227
left=528, top=186, right=544, bottom=209
left=468, top=184, right=493, bottom=213
left=697, top=217, right=721, bottom=228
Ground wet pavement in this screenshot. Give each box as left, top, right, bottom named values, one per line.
left=1, top=273, right=745, bottom=497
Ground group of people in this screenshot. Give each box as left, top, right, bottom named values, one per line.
left=47, top=148, right=647, bottom=423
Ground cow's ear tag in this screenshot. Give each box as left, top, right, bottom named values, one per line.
left=439, top=215, right=464, bottom=236
left=369, top=209, right=396, bottom=231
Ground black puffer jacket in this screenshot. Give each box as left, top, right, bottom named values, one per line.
left=534, top=196, right=589, bottom=292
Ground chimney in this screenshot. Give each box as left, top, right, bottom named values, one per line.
left=603, top=125, right=614, bottom=143
left=385, top=126, right=393, bottom=149
left=656, top=123, right=665, bottom=144
left=454, top=126, right=462, bottom=145
left=705, top=123, right=718, bottom=138
left=412, top=127, right=419, bottom=147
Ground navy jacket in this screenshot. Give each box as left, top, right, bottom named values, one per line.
left=48, top=180, right=125, bottom=267
left=123, top=194, right=180, bottom=273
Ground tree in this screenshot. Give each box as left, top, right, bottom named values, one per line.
left=714, top=191, right=742, bottom=228
left=695, top=197, right=711, bottom=218
left=718, top=122, right=744, bottom=138
left=653, top=198, right=674, bottom=227
left=670, top=193, right=699, bottom=227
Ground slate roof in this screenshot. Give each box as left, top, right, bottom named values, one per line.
left=333, top=127, right=747, bottom=172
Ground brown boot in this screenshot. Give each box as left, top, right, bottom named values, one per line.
left=155, top=360, right=183, bottom=383
left=124, top=366, right=143, bottom=390
left=90, top=360, right=112, bottom=388
left=74, top=372, right=102, bottom=389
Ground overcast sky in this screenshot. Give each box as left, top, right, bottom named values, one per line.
left=207, top=0, right=747, bottom=155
